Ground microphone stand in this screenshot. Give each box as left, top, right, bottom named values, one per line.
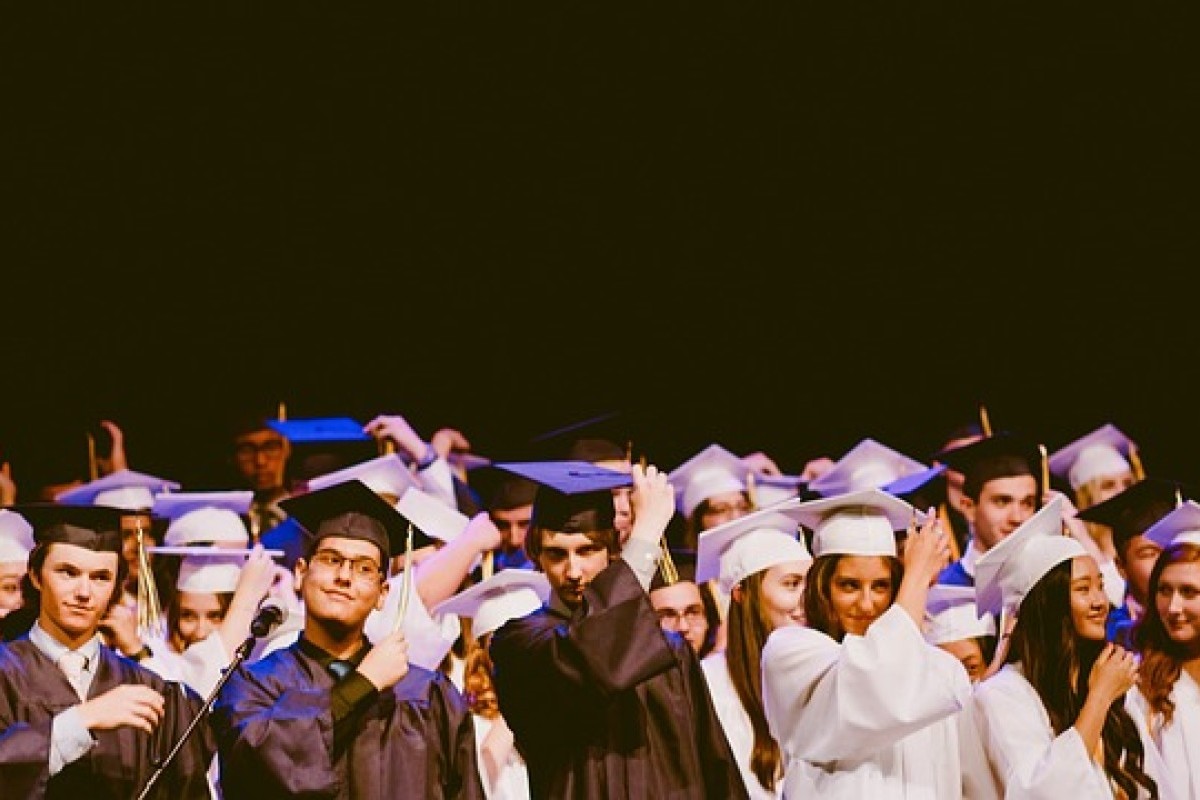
left=134, top=634, right=257, bottom=800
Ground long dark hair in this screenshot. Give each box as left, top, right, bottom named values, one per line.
left=803, top=553, right=902, bottom=643
left=1007, top=560, right=1157, bottom=799
left=1134, top=542, right=1200, bottom=726
left=725, top=571, right=780, bottom=792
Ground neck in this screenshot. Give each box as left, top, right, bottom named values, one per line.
left=304, top=619, right=366, bottom=659
left=38, top=615, right=96, bottom=651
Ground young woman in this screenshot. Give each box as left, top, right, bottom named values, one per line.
left=1131, top=534, right=1200, bottom=799
left=695, top=507, right=813, bottom=798
left=973, top=497, right=1162, bottom=798
left=760, top=489, right=968, bottom=797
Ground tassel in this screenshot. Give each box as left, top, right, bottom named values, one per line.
left=135, top=518, right=165, bottom=641
left=1128, top=443, right=1146, bottom=481
left=394, top=523, right=415, bottom=633
left=979, top=404, right=993, bottom=437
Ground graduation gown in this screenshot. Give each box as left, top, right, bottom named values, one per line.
left=973, top=662, right=1164, bottom=799
left=761, top=604, right=972, bottom=799
left=0, top=638, right=214, bottom=800
left=699, top=651, right=781, bottom=800
left=211, top=639, right=483, bottom=799
left=489, top=559, right=747, bottom=800
left=1129, top=670, right=1198, bottom=800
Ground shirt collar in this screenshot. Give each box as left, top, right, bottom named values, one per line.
left=297, top=634, right=371, bottom=669
left=29, top=621, right=102, bottom=669
left=960, top=539, right=982, bottom=577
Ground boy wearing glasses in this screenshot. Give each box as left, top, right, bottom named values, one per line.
left=211, top=479, right=483, bottom=799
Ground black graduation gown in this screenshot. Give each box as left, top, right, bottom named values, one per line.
left=0, top=638, right=214, bottom=800
left=211, top=641, right=483, bottom=799
left=489, top=559, right=748, bottom=800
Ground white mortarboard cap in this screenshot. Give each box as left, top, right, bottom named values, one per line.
left=975, top=497, right=1086, bottom=618
left=432, top=568, right=550, bottom=639
left=754, top=474, right=806, bottom=508
left=54, top=469, right=181, bottom=510
left=924, top=584, right=996, bottom=645
left=172, top=549, right=248, bottom=594
left=808, top=438, right=928, bottom=497
left=0, top=509, right=35, bottom=563
left=1141, top=500, right=1200, bottom=549
left=306, top=454, right=422, bottom=500
left=668, top=444, right=748, bottom=518
left=788, top=488, right=926, bottom=558
left=153, top=491, right=254, bottom=547
left=395, top=487, right=469, bottom=544
left=1047, top=424, right=1136, bottom=491
left=695, top=506, right=812, bottom=593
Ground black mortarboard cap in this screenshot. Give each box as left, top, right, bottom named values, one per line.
left=1075, top=477, right=1187, bottom=547
left=528, top=410, right=635, bottom=463
left=14, top=503, right=125, bottom=553
left=494, top=460, right=632, bottom=533
left=278, top=479, right=419, bottom=561
left=487, top=475, right=539, bottom=511
left=933, top=431, right=1041, bottom=497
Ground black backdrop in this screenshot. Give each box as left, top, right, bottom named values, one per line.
left=4, top=5, right=1199, bottom=495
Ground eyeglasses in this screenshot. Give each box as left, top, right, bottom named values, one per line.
left=310, top=550, right=383, bottom=581
left=656, top=606, right=707, bottom=630
left=234, top=439, right=286, bottom=459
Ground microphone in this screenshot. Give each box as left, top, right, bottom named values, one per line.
left=250, top=600, right=288, bottom=638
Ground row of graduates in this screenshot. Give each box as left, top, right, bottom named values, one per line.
left=0, top=411, right=1197, bottom=798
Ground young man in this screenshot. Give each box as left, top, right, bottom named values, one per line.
left=210, top=479, right=482, bottom=799
left=0, top=504, right=214, bottom=799
left=489, top=461, right=747, bottom=799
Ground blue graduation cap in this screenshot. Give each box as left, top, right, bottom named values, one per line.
left=494, top=460, right=632, bottom=534
left=266, top=417, right=371, bottom=444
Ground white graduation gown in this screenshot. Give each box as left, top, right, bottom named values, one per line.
left=701, top=651, right=783, bottom=800
left=973, top=662, right=1163, bottom=799
left=1129, top=669, right=1199, bottom=800
left=473, top=713, right=531, bottom=800
left=761, top=604, right=971, bottom=798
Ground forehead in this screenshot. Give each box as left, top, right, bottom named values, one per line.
left=650, top=581, right=703, bottom=608
left=1160, top=561, right=1200, bottom=585
left=314, top=535, right=384, bottom=562
left=1070, top=554, right=1101, bottom=580
left=44, top=543, right=120, bottom=571
left=176, top=591, right=225, bottom=610
left=765, top=559, right=812, bottom=580
left=0, top=562, right=25, bottom=578
left=540, top=530, right=605, bottom=551
left=702, top=490, right=747, bottom=508
left=237, top=428, right=284, bottom=444
left=980, top=474, right=1038, bottom=497
left=832, top=554, right=892, bottom=580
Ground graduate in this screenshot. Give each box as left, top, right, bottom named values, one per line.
left=0, top=509, right=34, bottom=619
left=694, top=505, right=813, bottom=799
left=972, top=498, right=1163, bottom=798
left=760, top=488, right=971, bottom=798
left=210, top=479, right=483, bottom=799
left=488, top=460, right=747, bottom=799
left=1130, top=502, right=1200, bottom=799
left=0, top=503, right=214, bottom=799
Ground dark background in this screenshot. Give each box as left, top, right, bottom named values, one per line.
left=2, top=6, right=1198, bottom=495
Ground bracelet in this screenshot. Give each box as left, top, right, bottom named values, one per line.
left=416, top=444, right=438, bottom=471
left=129, top=645, right=152, bottom=662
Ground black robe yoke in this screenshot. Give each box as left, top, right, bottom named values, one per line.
left=211, top=642, right=483, bottom=799
left=0, top=638, right=214, bottom=800
left=489, top=560, right=747, bottom=800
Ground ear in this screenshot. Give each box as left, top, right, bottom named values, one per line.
left=375, top=579, right=389, bottom=612
left=959, top=495, right=977, bottom=527
left=29, top=564, right=42, bottom=593
left=730, top=583, right=744, bottom=604
left=294, top=559, right=307, bottom=592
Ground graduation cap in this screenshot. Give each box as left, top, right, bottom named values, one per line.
left=924, top=584, right=996, bottom=645
left=305, top=454, right=423, bottom=502
left=787, top=488, right=927, bottom=558
left=1140, top=499, right=1200, bottom=550
left=432, top=568, right=550, bottom=639
left=668, top=444, right=749, bottom=518
left=394, top=487, right=468, bottom=546
left=494, top=460, right=632, bottom=533
left=696, top=506, right=812, bottom=593
left=266, top=416, right=378, bottom=481
left=54, top=468, right=181, bottom=511
left=258, top=518, right=308, bottom=571
left=481, top=473, right=538, bottom=512
left=147, top=546, right=256, bottom=594
left=152, top=490, right=254, bottom=547
left=933, top=431, right=1041, bottom=498
left=12, top=503, right=126, bottom=553
left=807, top=438, right=928, bottom=498
left=1047, top=424, right=1138, bottom=491
left=1074, top=477, right=1184, bottom=548
left=974, top=497, right=1086, bottom=617
left=528, top=410, right=633, bottom=462
left=754, top=474, right=808, bottom=508
left=278, top=479, right=415, bottom=562
left=0, top=509, right=35, bottom=563
left=882, top=464, right=947, bottom=504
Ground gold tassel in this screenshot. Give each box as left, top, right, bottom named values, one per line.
left=1176, top=486, right=1184, bottom=508
left=394, top=523, right=415, bottom=633
left=86, top=432, right=99, bottom=482
left=277, top=402, right=287, bottom=422
left=135, top=517, right=164, bottom=641
left=658, top=542, right=679, bottom=586
left=1128, top=443, right=1146, bottom=481
left=746, top=471, right=758, bottom=511
left=1038, top=444, right=1050, bottom=497
left=979, top=404, right=993, bottom=437
left=481, top=550, right=494, bottom=581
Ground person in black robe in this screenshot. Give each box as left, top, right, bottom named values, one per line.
left=0, top=504, right=213, bottom=800
left=211, top=478, right=483, bottom=800
left=488, top=461, right=748, bottom=799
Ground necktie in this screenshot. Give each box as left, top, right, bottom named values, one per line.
left=328, top=660, right=354, bottom=681
left=58, top=651, right=89, bottom=701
